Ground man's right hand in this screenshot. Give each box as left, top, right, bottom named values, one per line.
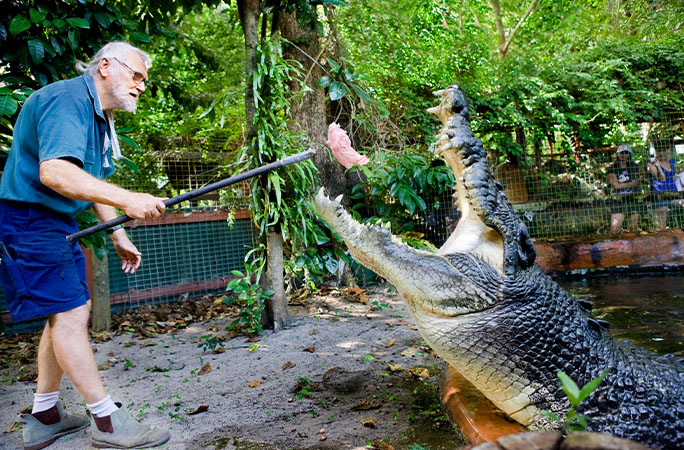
left=122, top=193, right=167, bottom=220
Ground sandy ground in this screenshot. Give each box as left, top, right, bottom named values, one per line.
left=0, top=286, right=468, bottom=450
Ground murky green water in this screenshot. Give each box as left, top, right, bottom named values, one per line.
left=559, top=273, right=684, bottom=357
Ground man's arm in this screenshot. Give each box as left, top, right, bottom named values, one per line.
left=40, top=158, right=165, bottom=220
left=92, top=202, right=142, bottom=274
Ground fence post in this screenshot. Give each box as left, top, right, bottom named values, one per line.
left=91, top=254, right=111, bottom=331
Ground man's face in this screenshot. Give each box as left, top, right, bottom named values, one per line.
left=109, top=53, right=148, bottom=113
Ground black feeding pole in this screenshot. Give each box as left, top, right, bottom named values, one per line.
left=66, top=149, right=315, bottom=243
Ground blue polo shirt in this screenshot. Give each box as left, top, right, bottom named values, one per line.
left=0, top=73, right=116, bottom=218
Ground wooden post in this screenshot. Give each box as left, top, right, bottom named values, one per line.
left=90, top=253, right=111, bottom=331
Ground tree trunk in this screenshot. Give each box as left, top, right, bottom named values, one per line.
left=237, top=0, right=260, bottom=137
left=266, top=231, right=290, bottom=331
left=237, top=0, right=291, bottom=331
left=279, top=9, right=348, bottom=198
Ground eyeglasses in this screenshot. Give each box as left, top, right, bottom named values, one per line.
left=111, top=57, right=148, bottom=87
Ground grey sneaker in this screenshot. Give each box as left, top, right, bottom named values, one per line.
left=90, top=405, right=170, bottom=449
left=19, top=403, right=89, bottom=450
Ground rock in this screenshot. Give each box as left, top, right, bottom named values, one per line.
left=498, top=431, right=562, bottom=450
left=562, top=431, right=654, bottom=450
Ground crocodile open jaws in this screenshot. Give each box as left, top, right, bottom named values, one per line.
left=315, top=84, right=684, bottom=449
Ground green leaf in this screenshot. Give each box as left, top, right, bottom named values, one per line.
left=317, top=76, right=331, bottom=88
left=577, top=368, right=609, bottom=404
left=557, top=370, right=581, bottom=407
left=326, top=57, right=341, bottom=74
left=351, top=84, right=373, bottom=103
left=540, top=410, right=560, bottom=423
left=117, top=156, right=141, bottom=174
left=324, top=255, right=339, bottom=274
left=132, top=32, right=151, bottom=43
left=93, top=12, right=113, bottom=29
left=329, top=81, right=347, bottom=101
left=27, top=40, right=44, bottom=64
left=117, top=134, right=141, bottom=151
left=65, top=18, right=90, bottom=29
left=10, top=14, right=31, bottom=35
left=0, top=95, right=19, bottom=116
left=29, top=8, right=47, bottom=24
left=52, top=19, right=66, bottom=31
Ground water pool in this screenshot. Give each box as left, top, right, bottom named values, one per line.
left=559, top=273, right=684, bottom=357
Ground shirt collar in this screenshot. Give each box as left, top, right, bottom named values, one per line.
left=82, top=72, right=105, bottom=121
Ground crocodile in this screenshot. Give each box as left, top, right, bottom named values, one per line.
left=315, top=84, right=684, bottom=449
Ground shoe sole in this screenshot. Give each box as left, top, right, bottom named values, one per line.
left=91, top=434, right=171, bottom=449
left=24, top=422, right=90, bottom=450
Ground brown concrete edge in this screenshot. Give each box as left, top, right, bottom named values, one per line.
left=441, top=365, right=525, bottom=444
left=534, top=229, right=684, bottom=274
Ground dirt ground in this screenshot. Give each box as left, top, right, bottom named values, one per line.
left=0, top=285, right=469, bottom=450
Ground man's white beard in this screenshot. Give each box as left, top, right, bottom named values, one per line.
left=111, top=77, right=138, bottom=113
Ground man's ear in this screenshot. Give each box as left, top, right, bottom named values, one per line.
left=97, top=57, right=112, bottom=78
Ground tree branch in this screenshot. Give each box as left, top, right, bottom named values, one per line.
left=500, top=0, right=540, bottom=61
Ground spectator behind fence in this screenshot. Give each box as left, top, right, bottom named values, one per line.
left=606, top=144, right=643, bottom=235
left=0, top=42, right=170, bottom=449
left=646, top=141, right=680, bottom=231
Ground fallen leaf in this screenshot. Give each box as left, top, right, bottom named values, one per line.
left=248, top=380, right=262, bottom=388
left=187, top=405, right=209, bottom=415
left=282, top=361, right=296, bottom=370
left=2, top=421, right=22, bottom=433
left=361, top=417, right=376, bottom=428
left=97, top=363, right=110, bottom=371
left=401, top=347, right=419, bottom=358
left=317, top=428, right=325, bottom=434
left=213, top=296, right=227, bottom=305
left=246, top=337, right=261, bottom=343
left=408, top=367, right=430, bottom=378
left=351, top=400, right=381, bottom=411
left=319, top=435, right=327, bottom=441
left=330, top=317, right=340, bottom=322
left=387, top=363, right=403, bottom=372
left=308, top=328, right=318, bottom=335
left=139, top=340, right=156, bottom=347
left=214, top=347, right=226, bottom=354
left=323, top=367, right=342, bottom=381
left=371, top=441, right=394, bottom=450
left=385, top=338, right=396, bottom=348
left=303, top=347, right=315, bottom=353
left=198, top=362, right=212, bottom=376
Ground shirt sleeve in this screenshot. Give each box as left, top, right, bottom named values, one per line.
left=35, top=85, right=91, bottom=166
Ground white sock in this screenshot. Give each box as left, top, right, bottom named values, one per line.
left=32, top=391, right=60, bottom=414
left=86, top=395, right=119, bottom=418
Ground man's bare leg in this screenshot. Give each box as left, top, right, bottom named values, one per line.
left=610, top=213, right=625, bottom=235
left=48, top=301, right=107, bottom=404
left=35, top=320, right=64, bottom=394
left=628, top=213, right=640, bottom=233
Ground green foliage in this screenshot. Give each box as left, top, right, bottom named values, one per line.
left=541, top=368, right=610, bottom=431
left=352, top=149, right=454, bottom=248
left=197, top=334, right=224, bottom=352
left=224, top=257, right=273, bottom=334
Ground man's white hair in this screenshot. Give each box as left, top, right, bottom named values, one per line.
left=75, top=41, right=151, bottom=74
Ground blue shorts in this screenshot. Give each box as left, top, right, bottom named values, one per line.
left=0, top=200, right=89, bottom=323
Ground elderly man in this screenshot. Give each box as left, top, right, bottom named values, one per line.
left=0, top=42, right=170, bottom=449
